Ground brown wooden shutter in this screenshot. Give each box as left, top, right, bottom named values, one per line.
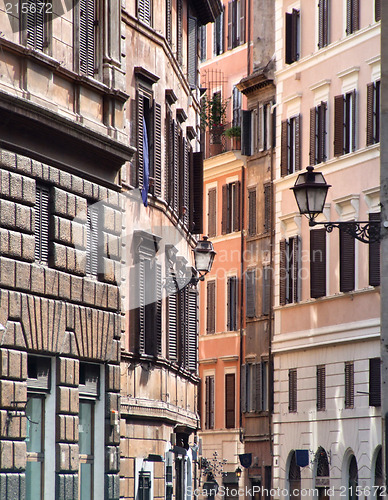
left=234, top=181, right=241, bottom=231
left=352, top=0, right=359, bottom=32
left=191, top=152, right=203, bottom=234
left=310, top=228, right=326, bottom=298
left=310, top=107, right=317, bottom=165
left=334, top=95, right=344, bottom=156
left=369, top=212, right=381, bottom=286
left=168, top=293, right=178, bottom=361
left=166, top=0, right=172, bottom=44
left=225, top=373, right=235, bottom=428
left=351, top=89, right=357, bottom=152
left=209, top=376, right=215, bottom=427
left=288, top=369, right=297, bottom=412
left=375, top=0, right=381, bottom=21
left=369, top=358, right=381, bottom=407
left=187, top=15, right=198, bottom=87
left=177, top=0, right=183, bottom=63
left=206, top=281, right=216, bottom=333
left=182, top=139, right=190, bottom=226
left=35, top=184, right=50, bottom=265
left=292, top=236, right=300, bottom=303
left=295, top=114, right=301, bottom=171
left=346, top=0, right=352, bottom=34
left=262, top=266, right=271, bottom=315
left=155, top=263, right=162, bottom=356
left=241, top=364, right=247, bottom=413
left=239, top=0, right=245, bottom=44
left=27, top=0, right=46, bottom=51
left=138, top=258, right=146, bottom=354
left=366, top=83, right=374, bottom=146
left=227, top=1, right=233, bottom=49
left=340, top=226, right=355, bottom=292
left=279, top=239, right=287, bottom=306
left=154, top=102, right=162, bottom=196
left=318, top=101, right=327, bottom=162
left=222, top=184, right=228, bottom=234
left=285, top=12, right=293, bottom=64
left=264, top=184, right=271, bottom=232
left=86, top=203, right=99, bottom=276
left=291, top=9, right=299, bottom=61
left=317, top=365, right=325, bottom=411
left=187, top=289, right=198, bottom=372
left=345, top=362, right=354, bottom=409
left=255, top=363, right=262, bottom=412
left=248, top=188, right=257, bottom=235
left=281, top=120, right=289, bottom=176
left=205, top=376, right=210, bottom=428
left=318, top=0, right=324, bottom=48
left=208, top=188, right=217, bottom=237
left=241, top=110, right=252, bottom=156
left=137, top=89, right=145, bottom=187
left=246, top=269, right=256, bottom=318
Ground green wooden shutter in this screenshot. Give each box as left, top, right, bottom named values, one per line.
left=182, top=138, right=190, bottom=226
left=26, top=0, right=46, bottom=51
left=285, top=12, right=293, bottom=64
left=288, top=369, right=297, bottom=412
left=375, top=0, right=381, bottom=21
left=155, top=263, right=162, bottom=356
left=317, top=365, right=325, bottom=411
left=262, top=266, right=271, bottom=315
left=227, top=1, right=232, bottom=49
left=255, top=363, right=262, bottom=412
left=248, top=188, right=256, bottom=235
left=264, top=184, right=271, bottom=232
left=86, top=203, right=99, bottom=276
left=239, top=0, right=245, bottom=44
left=137, top=89, right=145, bottom=187
left=138, top=258, right=146, bottom=354
left=173, top=120, right=179, bottom=213
left=292, top=236, right=300, bottom=303
left=234, top=181, right=241, bottom=231
left=167, top=293, right=178, bottom=361
left=177, top=0, right=183, bottom=63
left=240, top=364, right=247, bottom=413
left=310, top=107, right=317, bottom=165
left=241, top=110, right=252, bottom=156
left=221, top=184, right=228, bottom=234
left=294, top=114, right=301, bottom=171
left=166, top=0, right=172, bottom=44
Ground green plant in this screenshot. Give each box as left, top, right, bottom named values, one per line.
left=223, top=125, right=241, bottom=138
left=200, top=92, right=230, bottom=130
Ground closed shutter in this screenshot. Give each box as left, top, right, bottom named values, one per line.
left=26, top=0, right=46, bottom=51
left=178, top=288, right=188, bottom=367
left=246, top=269, right=256, bottom=318
left=137, top=89, right=145, bottom=187
left=318, top=0, right=328, bottom=48
left=227, top=1, right=232, bottom=49
left=369, top=358, right=381, bottom=407
left=155, top=263, right=162, bottom=356
left=205, top=377, right=210, bottom=428
left=138, top=0, right=151, bottom=25
left=35, top=184, right=50, bottom=265
left=221, top=184, right=228, bottom=234
left=166, top=0, right=172, bottom=44
left=340, top=225, right=355, bottom=292
left=239, top=0, right=245, bottom=44
left=86, top=203, right=99, bottom=276
left=351, top=89, right=357, bottom=152
left=346, top=0, right=352, bottom=34
left=187, top=15, right=197, bottom=88
left=187, top=289, right=198, bottom=372
left=154, top=102, right=162, bottom=196
left=248, top=188, right=256, bottom=235
left=258, top=104, right=264, bottom=152
left=288, top=369, right=297, bottom=412
left=208, top=188, right=217, bottom=237
left=264, top=184, right=271, bottom=232
left=310, top=228, right=326, bottom=298
left=234, top=181, right=241, bottom=231
left=168, top=293, right=178, bottom=361
left=318, top=101, right=327, bottom=162
left=292, top=236, right=300, bottom=303
left=366, top=83, right=374, bottom=146
left=165, top=107, right=173, bottom=203
left=345, top=362, right=354, bottom=409
left=206, top=376, right=215, bottom=428
left=375, top=0, right=381, bottom=21
left=183, top=139, right=190, bottom=226
left=191, top=152, right=203, bottom=234
left=294, top=114, right=301, bottom=171
left=291, top=9, right=299, bottom=61
left=172, top=120, right=179, bottom=212
left=240, top=364, right=247, bottom=413
left=255, top=363, right=262, bottom=412
left=262, top=266, right=271, bottom=315
left=317, top=365, right=325, bottom=411
left=227, top=277, right=237, bottom=331
left=352, top=0, right=359, bottom=32
left=334, top=95, right=344, bottom=156
left=279, top=239, right=287, bottom=306
left=369, top=212, right=381, bottom=286
left=177, top=0, right=183, bottom=63
left=281, top=120, right=288, bottom=176
left=138, top=258, right=146, bottom=354
left=310, top=107, right=317, bottom=165
left=225, top=373, right=235, bottom=428
left=79, top=0, right=96, bottom=76
left=241, top=110, right=252, bottom=156
left=206, top=281, right=216, bottom=333
left=285, top=12, right=293, bottom=64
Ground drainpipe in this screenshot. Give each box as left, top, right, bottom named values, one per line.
left=247, top=0, right=252, bottom=75
left=239, top=164, right=245, bottom=442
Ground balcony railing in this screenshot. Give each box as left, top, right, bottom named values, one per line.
left=202, top=122, right=241, bottom=159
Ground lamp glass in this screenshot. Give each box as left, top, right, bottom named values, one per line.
left=193, top=237, right=216, bottom=274
left=292, top=167, right=330, bottom=219
left=194, top=252, right=212, bottom=272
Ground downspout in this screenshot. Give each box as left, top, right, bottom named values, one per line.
left=239, top=164, right=245, bottom=442
left=247, top=0, right=252, bottom=75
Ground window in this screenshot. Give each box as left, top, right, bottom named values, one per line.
left=345, top=362, right=354, bottom=409
left=208, top=188, right=217, bottom=237
left=166, top=0, right=172, bottom=44
left=285, top=9, right=300, bottom=64
left=225, top=373, right=235, bottom=428
left=317, top=365, right=326, bottom=411
left=334, top=91, right=356, bottom=156
left=206, top=280, right=216, bottom=333
left=367, top=81, right=380, bottom=146
left=263, top=183, right=271, bottom=232
left=35, top=183, right=50, bottom=265
left=369, top=358, right=381, bottom=407
left=369, top=213, right=381, bottom=287
left=177, top=0, right=183, bottom=64
left=310, top=228, right=326, bottom=298
left=288, top=369, right=297, bottom=413
left=374, top=448, right=384, bottom=498
left=222, top=181, right=241, bottom=233
left=241, top=109, right=253, bottom=156
left=86, top=202, right=99, bottom=277
left=187, top=14, right=198, bottom=88
left=375, top=0, right=381, bottom=22
left=279, top=236, right=300, bottom=305
left=346, top=0, right=359, bottom=35
left=246, top=269, right=256, bottom=318
left=281, top=115, right=301, bottom=176
left=258, top=102, right=272, bottom=152
left=227, top=276, right=238, bottom=331
left=22, top=0, right=50, bottom=51
left=213, top=9, right=224, bottom=56
left=78, top=0, right=98, bottom=77
left=248, top=188, right=256, bottom=235
left=318, top=0, right=329, bottom=48
left=138, top=0, right=152, bottom=25
left=340, top=226, right=355, bottom=293
left=310, top=101, right=327, bottom=165
left=232, top=86, right=242, bottom=127
left=205, top=375, right=215, bottom=429
left=348, top=456, right=358, bottom=500
left=241, top=363, right=268, bottom=413
left=138, top=471, right=152, bottom=500
left=200, top=25, right=207, bottom=61
left=227, top=0, right=245, bottom=49
left=288, top=452, right=301, bottom=500
left=262, top=266, right=271, bottom=316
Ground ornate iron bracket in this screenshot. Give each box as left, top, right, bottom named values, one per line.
left=309, top=220, right=380, bottom=244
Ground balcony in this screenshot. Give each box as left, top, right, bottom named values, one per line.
left=203, top=122, right=241, bottom=159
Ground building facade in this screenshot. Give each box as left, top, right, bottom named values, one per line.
left=272, top=1, right=381, bottom=497
left=0, top=2, right=133, bottom=499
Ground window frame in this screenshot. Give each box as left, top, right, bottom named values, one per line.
left=285, top=8, right=300, bottom=64
left=288, top=368, right=297, bottom=413
left=281, top=115, right=301, bottom=176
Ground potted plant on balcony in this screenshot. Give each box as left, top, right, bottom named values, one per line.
left=200, top=92, right=230, bottom=155
left=223, top=125, right=241, bottom=150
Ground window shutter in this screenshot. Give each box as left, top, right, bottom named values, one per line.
left=351, top=89, right=357, bottom=152
left=375, top=0, right=381, bottom=21
left=241, top=110, right=252, bottom=156
left=317, top=365, right=325, bottom=411
left=246, top=269, right=256, bottom=318
left=369, top=358, right=381, bottom=407
left=264, top=184, right=271, bottom=232
left=86, top=203, right=99, bottom=276
left=154, top=102, right=162, bottom=196
left=291, top=9, right=299, bottom=61
left=191, top=152, right=203, bottom=234
left=345, top=362, right=354, bottom=409
left=318, top=101, right=327, bottom=162
left=137, top=89, right=145, bottom=187
left=334, top=95, right=344, bottom=156
left=288, top=369, right=297, bottom=412
left=346, top=0, right=352, bottom=34
left=205, top=377, right=210, bottom=428
left=369, top=212, right=380, bottom=287
left=221, top=184, right=228, bottom=235
left=138, top=0, right=151, bottom=25
left=79, top=0, right=96, bottom=76
left=352, top=0, right=359, bottom=32
left=227, top=277, right=237, bottom=331
left=258, top=104, right=264, bottom=152
left=206, top=281, right=216, bottom=333
left=285, top=12, right=293, bottom=64
left=294, top=114, right=301, bottom=171
left=138, top=258, right=146, bottom=354
left=281, top=120, right=289, bottom=176
left=187, top=289, right=198, bottom=372
left=178, top=288, right=187, bottom=366
left=168, top=293, right=178, bottom=361
left=375, top=81, right=380, bottom=143
left=166, top=0, right=172, bottom=44
left=227, top=1, right=233, bottom=49
left=225, top=373, right=235, bottom=428
left=177, top=0, right=183, bottom=63
left=239, top=0, right=245, bottom=44
left=26, top=0, right=46, bottom=51
left=279, top=239, right=287, bottom=306
left=172, top=120, right=179, bottom=213
left=155, top=263, right=162, bottom=356
left=187, top=15, right=198, bottom=88
left=208, top=188, right=217, bottom=237
left=248, top=188, right=256, bottom=235
left=366, top=83, right=374, bottom=147
left=35, top=184, right=50, bottom=265
left=318, top=0, right=328, bottom=48
left=309, top=107, right=317, bottom=165
left=262, top=266, right=271, bottom=316
left=292, top=236, right=300, bottom=303
left=209, top=376, right=215, bottom=428
left=181, top=137, right=190, bottom=226
left=310, top=228, right=326, bottom=298
left=234, top=181, right=241, bottom=231
left=241, top=364, right=247, bottom=413
left=340, top=226, right=355, bottom=292
left=165, top=107, right=172, bottom=203
left=255, top=363, right=262, bottom=412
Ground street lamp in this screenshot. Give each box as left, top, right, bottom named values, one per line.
left=193, top=236, right=216, bottom=280
left=291, top=166, right=380, bottom=244
left=235, top=467, right=242, bottom=479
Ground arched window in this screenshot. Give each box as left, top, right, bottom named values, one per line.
left=316, top=447, right=330, bottom=500
left=348, top=456, right=358, bottom=500
left=289, top=452, right=301, bottom=500
left=374, top=448, right=383, bottom=498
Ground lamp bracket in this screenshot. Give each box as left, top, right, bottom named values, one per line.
left=309, top=220, right=380, bottom=244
